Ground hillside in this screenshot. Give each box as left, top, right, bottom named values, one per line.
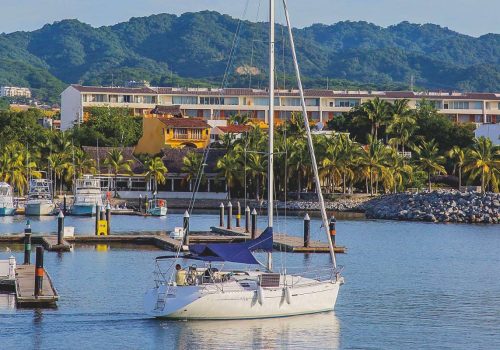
left=0, top=11, right=499, bottom=102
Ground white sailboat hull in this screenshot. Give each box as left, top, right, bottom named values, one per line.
left=144, top=277, right=341, bottom=320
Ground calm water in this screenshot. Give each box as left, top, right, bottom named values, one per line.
left=0, top=213, right=499, bottom=349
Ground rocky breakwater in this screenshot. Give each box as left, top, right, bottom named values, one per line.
left=361, top=190, right=500, bottom=223
left=264, top=196, right=369, bottom=212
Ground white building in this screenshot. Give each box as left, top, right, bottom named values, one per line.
left=475, top=123, right=500, bottom=145
left=60, top=84, right=500, bottom=131
left=0, top=86, right=31, bottom=99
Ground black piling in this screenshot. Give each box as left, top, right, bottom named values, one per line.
left=95, top=203, right=100, bottom=236
left=63, top=195, right=67, bottom=215
left=34, top=247, right=44, bottom=297
left=251, top=208, right=257, bottom=239
left=329, top=215, right=337, bottom=247
left=245, top=206, right=250, bottom=233
left=303, top=213, right=311, bottom=248
left=57, top=211, right=65, bottom=245
left=24, top=221, right=32, bottom=265
left=227, top=202, right=233, bottom=230
left=182, top=210, right=190, bottom=245
left=106, top=203, right=111, bottom=236
left=236, top=201, right=241, bottom=228
left=219, top=202, right=225, bottom=227
left=100, top=206, right=106, bottom=221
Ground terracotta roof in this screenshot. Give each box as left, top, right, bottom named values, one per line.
left=159, top=117, right=209, bottom=128
left=82, top=146, right=144, bottom=174
left=161, top=148, right=226, bottom=174
left=218, top=125, right=252, bottom=133
left=151, top=105, right=182, bottom=116
left=71, top=84, right=156, bottom=94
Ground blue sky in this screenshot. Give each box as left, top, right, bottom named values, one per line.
left=1, top=0, right=498, bottom=37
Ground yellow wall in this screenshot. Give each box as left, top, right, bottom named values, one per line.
left=135, top=117, right=210, bottom=155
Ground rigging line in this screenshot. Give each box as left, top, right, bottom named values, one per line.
left=249, top=0, right=262, bottom=89
left=220, top=0, right=251, bottom=90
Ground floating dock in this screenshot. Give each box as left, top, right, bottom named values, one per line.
left=210, top=226, right=347, bottom=253
left=14, top=265, right=59, bottom=307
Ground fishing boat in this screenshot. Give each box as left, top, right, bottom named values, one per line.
left=25, top=176, right=56, bottom=216
left=144, top=0, right=343, bottom=319
left=71, top=175, right=103, bottom=216
left=147, top=199, right=168, bottom=216
left=0, top=183, right=16, bottom=216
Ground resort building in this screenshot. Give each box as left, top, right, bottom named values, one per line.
left=0, top=86, right=32, bottom=99
left=60, top=84, right=500, bottom=131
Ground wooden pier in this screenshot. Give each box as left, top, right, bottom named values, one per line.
left=14, top=264, right=58, bottom=306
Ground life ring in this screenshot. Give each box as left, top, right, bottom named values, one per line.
left=159, top=199, right=165, bottom=207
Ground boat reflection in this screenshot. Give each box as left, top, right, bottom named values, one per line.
left=158, top=311, right=340, bottom=349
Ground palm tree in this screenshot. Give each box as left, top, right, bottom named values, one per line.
left=182, top=151, right=203, bottom=190
left=360, top=135, right=390, bottom=195
left=387, top=99, right=417, bottom=153
left=216, top=151, right=242, bottom=199
left=104, top=149, right=133, bottom=197
left=289, top=138, right=310, bottom=199
left=384, top=149, right=414, bottom=193
left=229, top=113, right=250, bottom=125
left=0, top=143, right=39, bottom=195
left=358, top=97, right=392, bottom=140
left=412, top=139, right=446, bottom=191
left=463, top=137, right=500, bottom=193
left=144, top=157, right=168, bottom=194
left=447, top=146, right=466, bottom=189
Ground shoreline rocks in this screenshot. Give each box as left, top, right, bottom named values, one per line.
left=360, top=190, right=500, bottom=224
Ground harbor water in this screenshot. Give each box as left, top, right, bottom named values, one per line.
left=0, top=213, right=499, bottom=349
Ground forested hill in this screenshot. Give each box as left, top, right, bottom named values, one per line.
left=1, top=11, right=499, bottom=102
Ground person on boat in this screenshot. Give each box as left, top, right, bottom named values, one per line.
left=175, top=264, right=186, bottom=286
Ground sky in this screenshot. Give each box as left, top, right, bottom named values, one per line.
left=1, top=0, right=498, bottom=37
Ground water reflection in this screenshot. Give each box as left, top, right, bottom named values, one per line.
left=157, top=312, right=340, bottom=350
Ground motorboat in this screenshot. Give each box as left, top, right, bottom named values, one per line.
left=25, top=177, right=56, bottom=216
left=71, top=175, right=103, bottom=216
left=0, top=183, right=16, bottom=216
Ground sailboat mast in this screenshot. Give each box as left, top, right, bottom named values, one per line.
left=267, top=0, right=275, bottom=271
left=281, top=0, right=337, bottom=267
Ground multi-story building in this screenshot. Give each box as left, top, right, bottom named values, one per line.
left=61, top=84, right=500, bottom=131
left=0, top=86, right=32, bottom=99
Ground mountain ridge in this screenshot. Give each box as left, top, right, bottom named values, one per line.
left=0, top=11, right=498, bottom=103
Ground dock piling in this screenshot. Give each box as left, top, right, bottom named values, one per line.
left=100, top=206, right=106, bottom=221
left=34, top=247, right=44, bottom=297
left=245, top=206, right=250, bottom=233
left=329, top=216, right=337, bottom=247
left=219, top=202, right=225, bottom=227
left=95, top=203, right=100, bottom=236
left=24, top=221, right=31, bottom=265
left=251, top=209, right=257, bottom=239
left=63, top=194, right=67, bottom=215
left=304, top=213, right=311, bottom=248
left=182, top=211, right=190, bottom=245
left=57, top=211, right=65, bottom=245
left=236, top=202, right=241, bottom=228
left=227, top=202, right=233, bottom=230
left=106, top=203, right=111, bottom=236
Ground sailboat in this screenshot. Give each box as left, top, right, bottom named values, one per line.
left=0, top=183, right=16, bottom=216
left=144, top=0, right=343, bottom=319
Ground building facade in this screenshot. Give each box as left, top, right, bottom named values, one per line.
left=1, top=86, right=31, bottom=99
left=61, top=84, right=500, bottom=131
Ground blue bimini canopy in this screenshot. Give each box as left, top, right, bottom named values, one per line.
left=188, top=227, right=273, bottom=265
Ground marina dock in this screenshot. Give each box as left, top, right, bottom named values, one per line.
left=14, top=264, right=58, bottom=306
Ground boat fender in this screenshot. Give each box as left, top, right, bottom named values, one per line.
left=284, top=287, right=292, bottom=304
left=257, top=286, right=264, bottom=305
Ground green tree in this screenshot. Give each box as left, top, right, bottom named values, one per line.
left=104, top=149, right=134, bottom=197
left=412, top=139, right=447, bottom=191
left=182, top=151, right=204, bottom=189
left=463, top=137, right=500, bottom=193
left=447, top=146, right=466, bottom=189
left=144, top=157, right=168, bottom=194
left=357, top=97, right=392, bottom=140
left=216, top=152, right=241, bottom=200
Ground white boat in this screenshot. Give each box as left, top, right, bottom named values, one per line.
left=147, top=199, right=168, bottom=216
left=144, top=0, right=343, bottom=320
left=71, top=175, right=103, bottom=216
left=25, top=177, right=56, bottom=216
left=0, top=183, right=16, bottom=216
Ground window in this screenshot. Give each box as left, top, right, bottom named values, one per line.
left=200, top=97, right=224, bottom=105
left=283, top=98, right=301, bottom=106
left=253, top=97, right=280, bottom=106
left=305, top=98, right=319, bottom=106
left=109, top=95, right=118, bottom=103
left=123, top=95, right=132, bottom=103
left=472, top=101, right=482, bottom=109
left=134, top=96, right=142, bottom=103
left=474, top=115, right=483, bottom=123
left=449, top=101, right=469, bottom=109
left=172, top=96, right=198, bottom=104
left=191, top=129, right=202, bottom=140
left=174, top=129, right=188, bottom=139
left=224, top=97, right=239, bottom=105
left=143, top=96, right=156, bottom=104
left=335, top=99, right=359, bottom=107
left=91, top=94, right=106, bottom=102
